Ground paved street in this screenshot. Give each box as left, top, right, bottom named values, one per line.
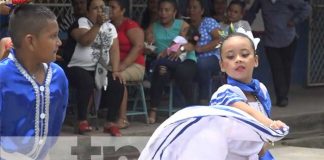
left=54, top=86, right=324, bottom=159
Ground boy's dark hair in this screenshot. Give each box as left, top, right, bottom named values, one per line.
left=187, top=25, right=200, bottom=45
left=228, top=0, right=246, bottom=11
left=8, top=4, right=56, bottom=48
left=220, top=32, right=256, bottom=57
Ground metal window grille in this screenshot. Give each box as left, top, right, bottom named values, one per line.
left=307, top=0, right=324, bottom=86
left=34, top=0, right=148, bottom=25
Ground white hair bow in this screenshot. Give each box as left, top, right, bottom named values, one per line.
left=236, top=27, right=260, bottom=50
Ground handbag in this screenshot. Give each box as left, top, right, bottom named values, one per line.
left=94, top=59, right=108, bottom=90
left=94, top=33, right=108, bottom=90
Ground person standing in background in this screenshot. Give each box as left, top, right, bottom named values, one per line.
left=244, top=0, right=311, bottom=107
left=186, top=0, right=222, bottom=105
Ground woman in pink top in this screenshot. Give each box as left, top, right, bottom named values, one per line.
left=108, top=0, right=145, bottom=129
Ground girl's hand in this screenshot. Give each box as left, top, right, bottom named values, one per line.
left=269, top=120, right=287, bottom=130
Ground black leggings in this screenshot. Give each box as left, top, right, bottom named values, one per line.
left=67, top=67, right=124, bottom=122
left=150, top=59, right=197, bottom=107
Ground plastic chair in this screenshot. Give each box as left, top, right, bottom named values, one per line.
left=126, top=81, right=149, bottom=122
left=156, top=81, right=182, bottom=117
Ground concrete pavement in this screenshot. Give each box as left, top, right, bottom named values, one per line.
left=271, top=145, right=324, bottom=160
left=58, top=86, right=324, bottom=159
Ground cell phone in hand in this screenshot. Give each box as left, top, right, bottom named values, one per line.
left=103, top=6, right=110, bottom=17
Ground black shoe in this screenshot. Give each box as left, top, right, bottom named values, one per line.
left=276, top=98, right=288, bottom=107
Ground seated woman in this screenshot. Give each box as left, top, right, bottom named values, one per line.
left=67, top=0, right=124, bottom=136
left=108, top=0, right=146, bottom=129
left=146, top=0, right=197, bottom=124
left=186, top=0, right=222, bottom=105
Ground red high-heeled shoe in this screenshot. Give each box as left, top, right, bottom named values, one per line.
left=103, top=126, right=122, bottom=137
left=78, top=121, right=92, bottom=134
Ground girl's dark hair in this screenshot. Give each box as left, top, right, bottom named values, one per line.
left=211, top=0, right=227, bottom=16
left=158, top=0, right=179, bottom=17
left=158, top=0, right=178, bottom=9
left=187, top=0, right=209, bottom=17
left=110, top=0, right=128, bottom=10
left=187, top=26, right=200, bottom=45
left=220, top=32, right=256, bottom=57
left=228, top=0, right=246, bottom=11
left=108, top=0, right=129, bottom=16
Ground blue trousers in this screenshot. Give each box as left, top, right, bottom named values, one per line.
left=196, top=55, right=221, bottom=101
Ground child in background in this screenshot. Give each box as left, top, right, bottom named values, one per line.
left=221, top=0, right=252, bottom=33
left=210, top=30, right=286, bottom=159
left=0, top=4, right=68, bottom=159
left=212, top=0, right=227, bottom=23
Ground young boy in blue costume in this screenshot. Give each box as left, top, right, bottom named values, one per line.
left=0, top=4, right=68, bottom=159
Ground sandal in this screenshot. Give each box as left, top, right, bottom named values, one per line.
left=104, top=125, right=122, bottom=137
left=78, top=121, right=92, bottom=134
left=117, top=119, right=130, bottom=129
left=147, top=108, right=157, bottom=124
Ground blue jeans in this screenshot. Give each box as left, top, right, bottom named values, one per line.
left=196, top=55, right=221, bottom=100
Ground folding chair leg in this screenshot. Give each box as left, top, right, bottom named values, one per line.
left=168, top=82, right=174, bottom=117
left=139, top=84, right=149, bottom=121
left=126, top=81, right=149, bottom=124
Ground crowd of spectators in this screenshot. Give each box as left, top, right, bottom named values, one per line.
left=0, top=0, right=311, bottom=135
